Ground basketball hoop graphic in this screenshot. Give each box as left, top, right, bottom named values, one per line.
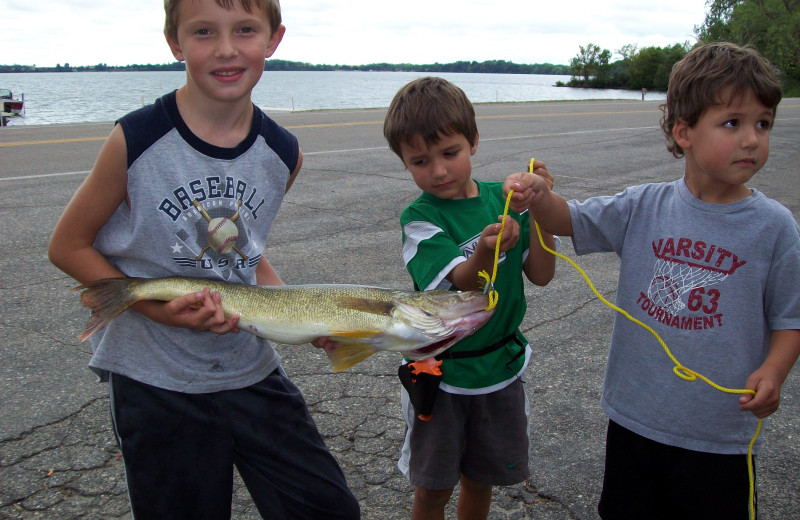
left=647, top=237, right=747, bottom=312
left=647, top=257, right=729, bottom=312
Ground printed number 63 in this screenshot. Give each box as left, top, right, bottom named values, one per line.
left=687, top=287, right=720, bottom=314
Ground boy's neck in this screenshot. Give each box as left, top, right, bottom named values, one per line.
left=683, top=175, right=752, bottom=204
left=174, top=86, right=254, bottom=148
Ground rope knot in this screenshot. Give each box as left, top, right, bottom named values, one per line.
left=673, top=366, right=698, bottom=381
left=478, top=270, right=499, bottom=310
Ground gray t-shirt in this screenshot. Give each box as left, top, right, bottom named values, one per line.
left=569, top=178, right=800, bottom=454
left=88, top=91, right=299, bottom=393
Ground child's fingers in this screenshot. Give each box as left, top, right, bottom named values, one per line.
left=164, top=289, right=206, bottom=315
left=209, top=314, right=240, bottom=335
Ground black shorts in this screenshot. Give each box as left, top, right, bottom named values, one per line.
left=109, top=369, right=359, bottom=520
left=598, top=420, right=755, bottom=520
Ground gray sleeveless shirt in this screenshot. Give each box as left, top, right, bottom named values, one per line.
left=88, top=91, right=299, bottom=393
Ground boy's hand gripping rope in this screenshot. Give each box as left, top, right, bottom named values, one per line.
left=480, top=159, right=760, bottom=520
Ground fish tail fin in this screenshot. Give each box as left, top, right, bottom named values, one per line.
left=326, top=344, right=379, bottom=372
left=74, top=278, right=138, bottom=341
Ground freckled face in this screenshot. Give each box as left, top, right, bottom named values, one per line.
left=399, top=132, right=479, bottom=200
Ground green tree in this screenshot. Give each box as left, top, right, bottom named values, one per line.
left=569, top=43, right=612, bottom=86
left=696, top=0, right=800, bottom=93
left=626, top=44, right=689, bottom=90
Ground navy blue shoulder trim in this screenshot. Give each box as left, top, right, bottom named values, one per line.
left=116, top=92, right=175, bottom=169
left=257, top=110, right=299, bottom=174
left=117, top=91, right=298, bottom=170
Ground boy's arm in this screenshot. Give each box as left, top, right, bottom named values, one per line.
left=255, top=256, right=283, bottom=286
left=284, top=149, right=303, bottom=193
left=522, top=161, right=556, bottom=286
left=47, top=124, right=236, bottom=334
left=523, top=216, right=556, bottom=286
left=739, top=329, right=800, bottom=418
left=48, top=124, right=130, bottom=284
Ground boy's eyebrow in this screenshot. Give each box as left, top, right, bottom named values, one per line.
left=404, top=151, right=428, bottom=162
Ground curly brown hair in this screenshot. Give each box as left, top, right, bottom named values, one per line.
left=659, top=42, right=782, bottom=158
left=383, top=77, right=478, bottom=160
left=164, top=0, right=282, bottom=42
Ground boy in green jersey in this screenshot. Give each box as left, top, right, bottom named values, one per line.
left=383, top=76, right=557, bottom=520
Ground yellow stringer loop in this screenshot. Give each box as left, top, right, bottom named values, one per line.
left=482, top=158, right=760, bottom=519
left=478, top=184, right=514, bottom=311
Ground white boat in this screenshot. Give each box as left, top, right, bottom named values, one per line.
left=1, top=88, right=24, bottom=125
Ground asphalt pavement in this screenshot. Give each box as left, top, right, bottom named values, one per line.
left=1, top=98, right=799, bottom=519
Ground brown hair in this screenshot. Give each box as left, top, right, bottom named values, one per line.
left=164, top=0, right=282, bottom=41
left=383, top=77, right=478, bottom=159
left=660, top=42, right=782, bottom=158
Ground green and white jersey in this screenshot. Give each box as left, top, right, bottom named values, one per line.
left=401, top=181, right=531, bottom=392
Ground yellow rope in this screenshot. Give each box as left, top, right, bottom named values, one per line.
left=482, top=158, right=759, bottom=519
left=477, top=191, right=512, bottom=310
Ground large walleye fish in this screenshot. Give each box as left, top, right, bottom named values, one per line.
left=76, top=277, right=494, bottom=371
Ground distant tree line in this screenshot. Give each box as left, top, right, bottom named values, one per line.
left=264, top=59, right=569, bottom=75
left=1, top=59, right=568, bottom=75
left=0, top=62, right=187, bottom=73
left=560, top=0, right=800, bottom=96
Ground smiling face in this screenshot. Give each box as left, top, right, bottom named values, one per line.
left=166, top=0, right=284, bottom=106
left=399, top=131, right=480, bottom=200
left=673, top=88, right=774, bottom=203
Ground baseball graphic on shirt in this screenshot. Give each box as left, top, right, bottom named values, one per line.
left=207, top=217, right=239, bottom=254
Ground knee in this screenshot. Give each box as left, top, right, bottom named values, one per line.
left=459, top=475, right=491, bottom=495
left=415, top=486, right=454, bottom=510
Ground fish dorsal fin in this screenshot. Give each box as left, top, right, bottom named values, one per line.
left=335, top=296, right=394, bottom=316
left=326, top=344, right=379, bottom=372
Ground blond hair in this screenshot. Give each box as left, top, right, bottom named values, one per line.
left=164, top=0, right=282, bottom=41
left=660, top=42, right=782, bottom=158
left=383, top=77, right=478, bottom=159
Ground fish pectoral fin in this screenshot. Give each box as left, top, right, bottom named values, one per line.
left=326, top=344, right=379, bottom=372
left=329, top=329, right=384, bottom=339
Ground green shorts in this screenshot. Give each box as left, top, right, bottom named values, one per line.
left=398, top=378, right=530, bottom=489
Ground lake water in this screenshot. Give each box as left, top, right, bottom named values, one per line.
left=0, top=70, right=665, bottom=126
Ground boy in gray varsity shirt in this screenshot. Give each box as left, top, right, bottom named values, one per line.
left=503, top=42, right=800, bottom=519
left=48, top=0, right=359, bottom=518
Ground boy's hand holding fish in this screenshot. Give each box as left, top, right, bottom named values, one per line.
left=132, top=287, right=242, bottom=335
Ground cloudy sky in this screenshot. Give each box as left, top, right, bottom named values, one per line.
left=4, top=0, right=709, bottom=67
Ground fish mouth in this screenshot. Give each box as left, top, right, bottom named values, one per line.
left=414, top=336, right=457, bottom=356
left=403, top=306, right=495, bottom=360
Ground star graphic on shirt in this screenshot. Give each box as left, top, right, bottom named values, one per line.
left=171, top=242, right=184, bottom=254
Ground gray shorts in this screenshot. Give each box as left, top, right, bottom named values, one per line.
left=398, top=378, right=530, bottom=489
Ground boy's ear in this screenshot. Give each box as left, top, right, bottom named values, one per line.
left=672, top=118, right=692, bottom=150
left=166, top=34, right=185, bottom=62
left=265, top=25, right=286, bottom=58
left=470, top=131, right=480, bottom=155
